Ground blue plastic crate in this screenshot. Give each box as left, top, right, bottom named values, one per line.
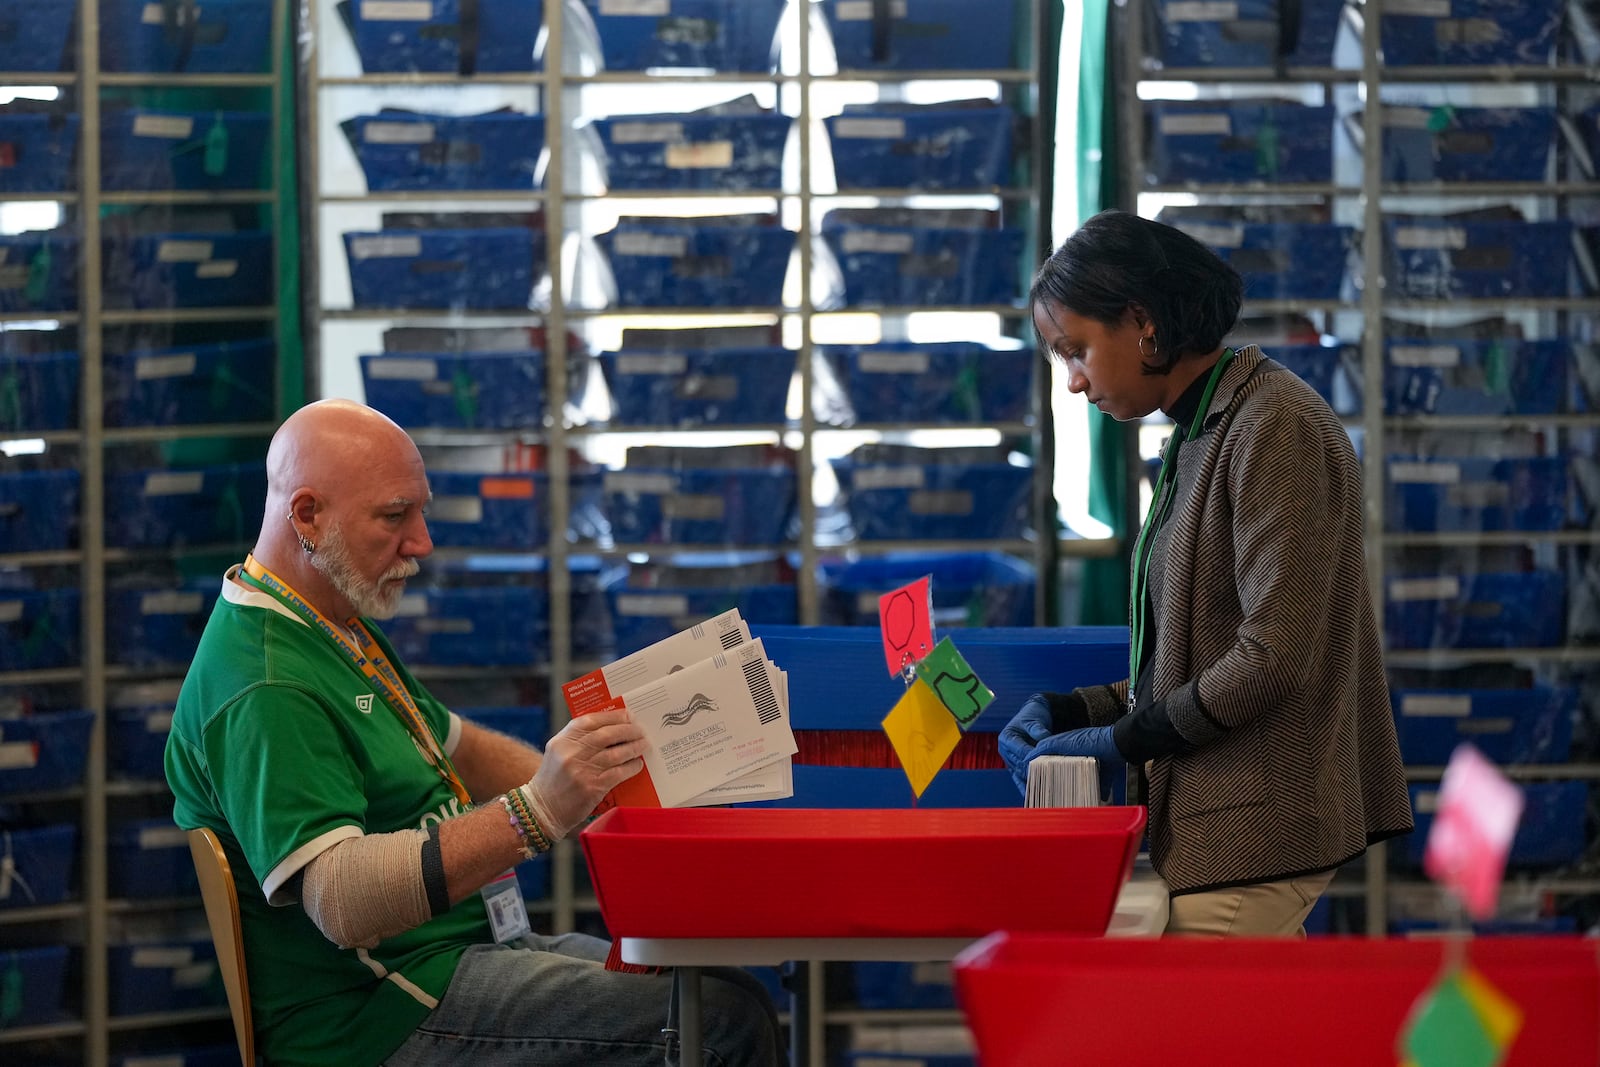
left=821, top=216, right=1024, bottom=307
left=820, top=0, right=1015, bottom=70
left=819, top=342, right=1033, bottom=424
left=1384, top=456, right=1568, bottom=533
left=345, top=227, right=539, bottom=311
left=1385, top=339, right=1568, bottom=416
left=597, top=220, right=794, bottom=307
left=0, top=1, right=75, bottom=72
left=344, top=109, right=545, bottom=192
left=0, top=469, right=78, bottom=553
left=0, top=352, right=79, bottom=434
left=99, top=0, right=274, bottom=72
left=458, top=705, right=549, bottom=748
left=850, top=960, right=957, bottom=1010
left=0, top=824, right=77, bottom=909
left=0, top=945, right=70, bottom=1027
left=827, top=104, right=1012, bottom=191
left=113, top=1047, right=243, bottom=1067
left=381, top=586, right=547, bottom=667
left=1378, top=0, right=1562, bottom=65
left=425, top=471, right=580, bottom=550
left=103, top=338, right=275, bottom=427
left=1391, top=917, right=1579, bottom=937
left=1385, top=217, right=1572, bottom=300
left=751, top=764, right=1020, bottom=809
left=1408, top=781, right=1587, bottom=868
left=109, top=937, right=224, bottom=1016
left=0, top=710, right=93, bottom=793
left=109, top=819, right=198, bottom=900
left=100, top=109, right=271, bottom=191
left=0, top=231, right=78, bottom=313
left=107, top=585, right=215, bottom=668
left=1171, top=219, right=1352, bottom=301
left=0, top=110, right=79, bottom=192
left=606, top=582, right=797, bottom=655
left=103, top=463, right=266, bottom=548
left=1270, top=346, right=1340, bottom=407
left=817, top=552, right=1035, bottom=629
left=579, top=0, right=784, bottom=71
left=1380, top=107, right=1555, bottom=183
left=600, top=347, right=793, bottom=427
left=831, top=460, right=1032, bottom=541
left=603, top=466, right=797, bottom=546
left=748, top=625, right=1129, bottom=733
left=1152, top=0, right=1344, bottom=68
left=590, top=111, right=790, bottom=191
left=109, top=707, right=174, bottom=781
left=344, top=0, right=542, bottom=73
left=1385, top=570, right=1566, bottom=650
left=101, top=230, right=274, bottom=309
left=1392, top=687, right=1576, bottom=766
left=361, top=350, right=548, bottom=430
left=514, top=852, right=550, bottom=902
left=1146, top=101, right=1334, bottom=185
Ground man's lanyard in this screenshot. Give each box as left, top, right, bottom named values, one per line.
left=1127, top=348, right=1236, bottom=712
left=240, top=554, right=472, bottom=806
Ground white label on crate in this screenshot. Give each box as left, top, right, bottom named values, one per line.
left=140, top=3, right=177, bottom=24
left=366, top=357, right=439, bottom=381
left=0, top=742, right=37, bottom=770
left=157, top=240, right=213, bottom=263
left=666, top=141, right=734, bottom=169
left=1166, top=1, right=1240, bottom=20
left=133, top=115, right=195, bottom=139
left=1385, top=107, right=1435, bottom=130
left=138, top=825, right=188, bottom=850
left=834, top=118, right=907, bottom=140
left=123, top=1057, right=185, bottom=1067
left=430, top=496, right=484, bottom=524
left=1389, top=576, right=1461, bottom=602
left=417, top=618, right=473, bottom=635
left=1395, top=226, right=1467, bottom=251
left=1178, top=223, right=1244, bottom=248
left=836, top=0, right=908, bottom=19
left=610, top=122, right=685, bottom=144
left=351, top=235, right=422, bottom=260
left=856, top=592, right=883, bottom=615
left=143, top=472, right=205, bottom=496
left=910, top=489, right=974, bottom=516
left=616, top=594, right=690, bottom=617
left=132, top=947, right=194, bottom=968
left=1391, top=345, right=1461, bottom=368
left=0, top=601, right=20, bottom=624
left=1414, top=789, right=1439, bottom=814
left=840, top=230, right=915, bottom=255
left=1401, top=694, right=1472, bottom=717
left=196, top=259, right=238, bottom=279
left=664, top=493, right=724, bottom=521
left=617, top=354, right=687, bottom=375
left=134, top=354, right=197, bottom=380
left=600, top=0, right=670, bottom=14
left=360, top=0, right=434, bottom=20
left=141, top=592, right=203, bottom=616
left=173, top=961, right=218, bottom=989
left=144, top=711, right=174, bottom=734
left=605, top=472, right=677, bottom=494
left=1387, top=0, right=1451, bottom=15
left=859, top=351, right=929, bottom=374
left=395, top=594, right=429, bottom=617
left=910, top=961, right=953, bottom=986
left=1389, top=461, right=1460, bottom=484
left=1159, top=113, right=1233, bottom=137
left=613, top=233, right=688, bottom=258
left=853, top=466, right=925, bottom=490
left=364, top=122, right=437, bottom=144
left=1458, top=717, right=1513, bottom=735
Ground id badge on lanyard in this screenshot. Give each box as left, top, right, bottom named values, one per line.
left=481, top=871, right=531, bottom=944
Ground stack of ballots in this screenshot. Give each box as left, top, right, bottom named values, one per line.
left=563, top=608, right=795, bottom=808
left=1026, top=756, right=1101, bottom=809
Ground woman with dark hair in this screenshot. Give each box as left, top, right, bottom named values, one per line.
left=1000, top=209, right=1412, bottom=936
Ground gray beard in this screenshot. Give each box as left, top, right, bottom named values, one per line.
left=310, top=524, right=418, bottom=620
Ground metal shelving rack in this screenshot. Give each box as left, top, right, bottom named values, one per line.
left=1116, top=0, right=1600, bottom=937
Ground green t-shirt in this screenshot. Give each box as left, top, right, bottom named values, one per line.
left=166, top=570, right=493, bottom=1067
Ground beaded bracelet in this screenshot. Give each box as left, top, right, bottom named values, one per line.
left=503, top=786, right=552, bottom=857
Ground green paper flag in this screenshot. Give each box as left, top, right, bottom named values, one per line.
left=916, top=636, right=994, bottom=728
left=1400, top=968, right=1520, bottom=1067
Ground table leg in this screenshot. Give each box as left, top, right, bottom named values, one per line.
left=678, top=965, right=702, bottom=1066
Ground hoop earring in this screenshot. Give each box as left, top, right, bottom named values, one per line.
left=299, top=534, right=316, bottom=555
left=1138, top=335, right=1159, bottom=360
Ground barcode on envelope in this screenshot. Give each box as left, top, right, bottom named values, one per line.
left=742, top=658, right=781, bottom=726
left=719, top=628, right=745, bottom=650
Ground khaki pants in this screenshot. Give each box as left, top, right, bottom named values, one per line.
left=1164, top=870, right=1335, bottom=937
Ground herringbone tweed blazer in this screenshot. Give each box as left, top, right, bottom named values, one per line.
left=1080, top=344, right=1414, bottom=895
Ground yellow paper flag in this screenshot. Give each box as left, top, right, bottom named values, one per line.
left=1458, top=966, right=1524, bottom=1050
left=881, top=678, right=962, bottom=798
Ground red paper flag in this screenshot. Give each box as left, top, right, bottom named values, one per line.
left=1422, top=743, right=1524, bottom=921
left=877, top=575, right=934, bottom=677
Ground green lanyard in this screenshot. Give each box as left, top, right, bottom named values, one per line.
left=1127, top=348, right=1235, bottom=712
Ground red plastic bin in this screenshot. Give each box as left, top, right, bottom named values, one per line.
left=579, top=806, right=1146, bottom=940
left=953, top=933, right=1600, bottom=1067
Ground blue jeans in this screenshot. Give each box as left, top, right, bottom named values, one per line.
left=381, top=932, right=782, bottom=1067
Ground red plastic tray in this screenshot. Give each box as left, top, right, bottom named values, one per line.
left=579, top=806, right=1147, bottom=939
left=953, top=933, right=1600, bottom=1067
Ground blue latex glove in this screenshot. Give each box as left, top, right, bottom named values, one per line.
left=998, top=694, right=1054, bottom=784
left=1028, top=725, right=1124, bottom=766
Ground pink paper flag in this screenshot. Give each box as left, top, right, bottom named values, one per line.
left=1422, top=743, right=1525, bottom=921
left=877, top=575, right=934, bottom=677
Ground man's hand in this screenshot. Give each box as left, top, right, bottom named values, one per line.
left=522, top=710, right=648, bottom=839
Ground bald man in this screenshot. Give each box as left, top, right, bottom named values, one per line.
left=165, top=400, right=781, bottom=1067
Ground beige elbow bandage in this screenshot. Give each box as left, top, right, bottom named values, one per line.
left=300, top=829, right=432, bottom=950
